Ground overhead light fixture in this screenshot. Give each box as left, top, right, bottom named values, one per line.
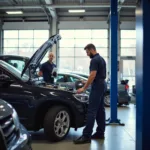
left=6, top=11, right=23, bottom=14
left=68, top=9, right=85, bottom=13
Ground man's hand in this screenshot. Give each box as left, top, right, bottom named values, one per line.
left=77, top=87, right=85, bottom=94
left=38, top=71, right=43, bottom=77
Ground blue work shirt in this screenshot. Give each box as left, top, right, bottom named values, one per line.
left=90, top=53, right=106, bottom=87
left=40, top=61, right=56, bottom=83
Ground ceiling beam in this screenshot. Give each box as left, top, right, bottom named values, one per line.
left=39, top=0, right=51, bottom=24
left=0, top=4, right=136, bottom=10
left=107, top=0, right=128, bottom=22
left=45, top=0, right=57, bottom=19
left=58, top=11, right=109, bottom=16
left=0, top=12, right=47, bottom=17
left=0, top=11, right=134, bottom=17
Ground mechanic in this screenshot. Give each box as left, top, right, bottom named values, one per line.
left=38, top=51, right=57, bottom=84
left=74, top=44, right=107, bottom=144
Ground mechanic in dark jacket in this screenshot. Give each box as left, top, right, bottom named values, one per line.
left=74, top=44, right=107, bottom=144
left=38, top=52, right=57, bottom=84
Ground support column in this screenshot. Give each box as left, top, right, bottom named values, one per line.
left=108, top=24, right=111, bottom=79
left=136, top=1, right=150, bottom=150
left=50, top=18, right=58, bottom=64
left=0, top=20, right=3, bottom=55
left=118, top=25, right=121, bottom=81
left=106, top=0, right=124, bottom=125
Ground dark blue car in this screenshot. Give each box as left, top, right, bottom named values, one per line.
left=0, top=99, right=32, bottom=150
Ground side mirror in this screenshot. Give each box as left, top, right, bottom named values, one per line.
left=0, top=74, right=13, bottom=87
left=0, top=74, right=11, bottom=81
left=75, top=80, right=84, bottom=90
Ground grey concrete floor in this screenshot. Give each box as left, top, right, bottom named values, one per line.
left=30, top=104, right=136, bottom=150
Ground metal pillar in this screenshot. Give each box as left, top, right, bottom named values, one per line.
left=106, top=0, right=124, bottom=126
left=50, top=18, right=58, bottom=64
left=136, top=1, right=150, bottom=150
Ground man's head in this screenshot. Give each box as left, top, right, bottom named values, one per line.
left=48, top=52, right=54, bottom=62
left=84, top=44, right=97, bottom=59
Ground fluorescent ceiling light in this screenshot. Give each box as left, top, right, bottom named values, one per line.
left=6, top=11, right=23, bottom=14
left=68, top=9, right=85, bottom=13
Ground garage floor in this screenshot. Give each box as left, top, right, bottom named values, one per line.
left=30, top=104, right=136, bottom=150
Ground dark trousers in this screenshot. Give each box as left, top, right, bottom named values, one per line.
left=83, top=81, right=107, bottom=137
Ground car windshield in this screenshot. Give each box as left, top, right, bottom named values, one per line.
left=0, top=60, right=29, bottom=82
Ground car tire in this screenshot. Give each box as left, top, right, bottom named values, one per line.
left=44, top=106, right=71, bottom=142
left=118, top=103, right=123, bottom=107
left=104, top=94, right=110, bottom=107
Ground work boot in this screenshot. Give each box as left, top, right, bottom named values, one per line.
left=91, top=132, right=105, bottom=139
left=73, top=135, right=91, bottom=144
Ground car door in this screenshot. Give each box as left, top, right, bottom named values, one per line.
left=0, top=68, right=35, bottom=125
left=55, top=74, right=65, bottom=83
left=6, top=59, right=26, bottom=72
left=68, top=75, right=80, bottom=82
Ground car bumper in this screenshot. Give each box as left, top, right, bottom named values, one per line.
left=8, top=125, right=32, bottom=150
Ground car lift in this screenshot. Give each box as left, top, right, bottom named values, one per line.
left=105, top=0, right=125, bottom=126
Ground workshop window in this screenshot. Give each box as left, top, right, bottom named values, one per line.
left=120, top=30, right=136, bottom=56
left=3, top=30, right=49, bottom=57
left=58, top=29, right=108, bottom=74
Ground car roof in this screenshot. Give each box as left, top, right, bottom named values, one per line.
left=0, top=55, right=29, bottom=60
left=58, top=72, right=87, bottom=80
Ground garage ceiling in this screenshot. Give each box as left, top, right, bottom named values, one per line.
left=0, top=0, right=137, bottom=22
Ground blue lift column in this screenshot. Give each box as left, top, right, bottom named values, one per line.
left=106, top=0, right=124, bottom=125
left=136, top=1, right=150, bottom=150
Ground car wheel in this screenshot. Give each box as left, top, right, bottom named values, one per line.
left=118, top=103, right=123, bottom=107
left=104, top=94, right=110, bottom=107
left=44, top=106, right=71, bottom=142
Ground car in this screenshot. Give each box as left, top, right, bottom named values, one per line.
left=0, top=34, right=89, bottom=142
left=132, top=85, right=136, bottom=97
left=55, top=72, right=87, bottom=84
left=0, top=99, right=32, bottom=150
left=0, top=53, right=131, bottom=107
left=66, top=72, right=131, bottom=107
left=0, top=55, right=29, bottom=72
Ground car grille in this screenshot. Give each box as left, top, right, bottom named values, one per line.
left=0, top=115, right=19, bottom=147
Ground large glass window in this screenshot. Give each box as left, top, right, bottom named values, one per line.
left=59, top=29, right=108, bottom=74
left=120, top=30, right=136, bottom=56
left=3, top=30, right=49, bottom=57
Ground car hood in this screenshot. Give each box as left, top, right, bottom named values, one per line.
left=0, top=99, right=13, bottom=120
left=21, top=34, right=61, bottom=77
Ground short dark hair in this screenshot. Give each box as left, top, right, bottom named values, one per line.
left=84, top=43, right=96, bottom=51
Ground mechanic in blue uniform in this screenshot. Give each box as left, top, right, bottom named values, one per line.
left=38, top=52, right=57, bottom=84
left=74, top=44, right=107, bottom=144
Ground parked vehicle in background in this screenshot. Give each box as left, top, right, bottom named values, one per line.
left=0, top=99, right=32, bottom=150
left=132, top=85, right=136, bottom=96
left=0, top=55, right=29, bottom=72
left=65, top=72, right=131, bottom=107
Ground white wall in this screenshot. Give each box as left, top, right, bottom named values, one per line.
left=58, top=21, right=109, bottom=29
left=120, top=21, right=135, bottom=30
left=2, top=21, right=135, bottom=30
left=3, top=22, right=50, bottom=30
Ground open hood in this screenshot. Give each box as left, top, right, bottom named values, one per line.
left=21, top=34, right=61, bottom=77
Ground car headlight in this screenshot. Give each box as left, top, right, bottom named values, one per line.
left=73, top=93, right=89, bottom=103
left=12, top=109, right=20, bottom=131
